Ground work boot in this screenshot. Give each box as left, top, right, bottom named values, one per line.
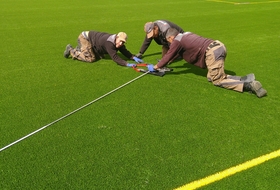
left=240, top=73, right=255, bottom=83
left=244, top=81, right=267, bottom=98
left=64, top=44, right=73, bottom=58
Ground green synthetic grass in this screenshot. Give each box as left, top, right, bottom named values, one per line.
left=1, top=0, right=280, bottom=189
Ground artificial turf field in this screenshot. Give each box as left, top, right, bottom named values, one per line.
left=1, top=0, right=280, bottom=189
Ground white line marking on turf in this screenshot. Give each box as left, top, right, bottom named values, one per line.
left=0, top=71, right=150, bottom=153
left=207, top=0, right=280, bottom=4
left=234, top=1, right=280, bottom=5
left=207, top=0, right=235, bottom=4
left=175, top=149, right=280, bottom=190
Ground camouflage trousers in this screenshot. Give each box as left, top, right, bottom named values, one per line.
left=70, top=32, right=96, bottom=62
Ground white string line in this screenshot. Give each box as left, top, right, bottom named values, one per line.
left=0, top=71, right=150, bottom=153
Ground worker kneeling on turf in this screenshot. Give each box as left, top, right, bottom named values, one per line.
left=64, top=31, right=143, bottom=67
left=150, top=28, right=267, bottom=98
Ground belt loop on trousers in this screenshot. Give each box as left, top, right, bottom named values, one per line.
left=82, top=31, right=89, bottom=40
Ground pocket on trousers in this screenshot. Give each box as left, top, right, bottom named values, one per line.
left=213, top=46, right=227, bottom=60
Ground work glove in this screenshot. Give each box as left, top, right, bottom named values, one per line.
left=147, top=64, right=155, bottom=72
left=126, top=63, right=136, bottom=67
left=133, top=56, right=143, bottom=63
left=135, top=53, right=143, bottom=59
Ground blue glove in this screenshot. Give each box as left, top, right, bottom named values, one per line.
left=127, top=63, right=136, bottom=67
left=133, top=56, right=144, bottom=63
left=147, top=64, right=155, bottom=72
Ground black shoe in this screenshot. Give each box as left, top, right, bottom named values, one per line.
left=240, top=73, right=255, bottom=83
left=245, top=80, right=267, bottom=98
left=64, top=44, right=73, bottom=58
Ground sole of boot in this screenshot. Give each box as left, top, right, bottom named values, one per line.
left=63, top=44, right=72, bottom=58
left=251, top=81, right=267, bottom=98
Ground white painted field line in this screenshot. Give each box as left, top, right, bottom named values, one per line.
left=206, top=0, right=280, bottom=5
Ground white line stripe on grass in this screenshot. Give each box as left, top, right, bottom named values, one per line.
left=175, top=149, right=280, bottom=190
left=234, top=1, right=280, bottom=5
left=207, top=0, right=280, bottom=4
left=0, top=71, right=150, bottom=153
left=206, top=0, right=236, bottom=4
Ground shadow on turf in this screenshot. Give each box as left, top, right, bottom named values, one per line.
left=139, top=53, right=236, bottom=77
left=68, top=51, right=236, bottom=78
left=168, top=62, right=236, bottom=77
